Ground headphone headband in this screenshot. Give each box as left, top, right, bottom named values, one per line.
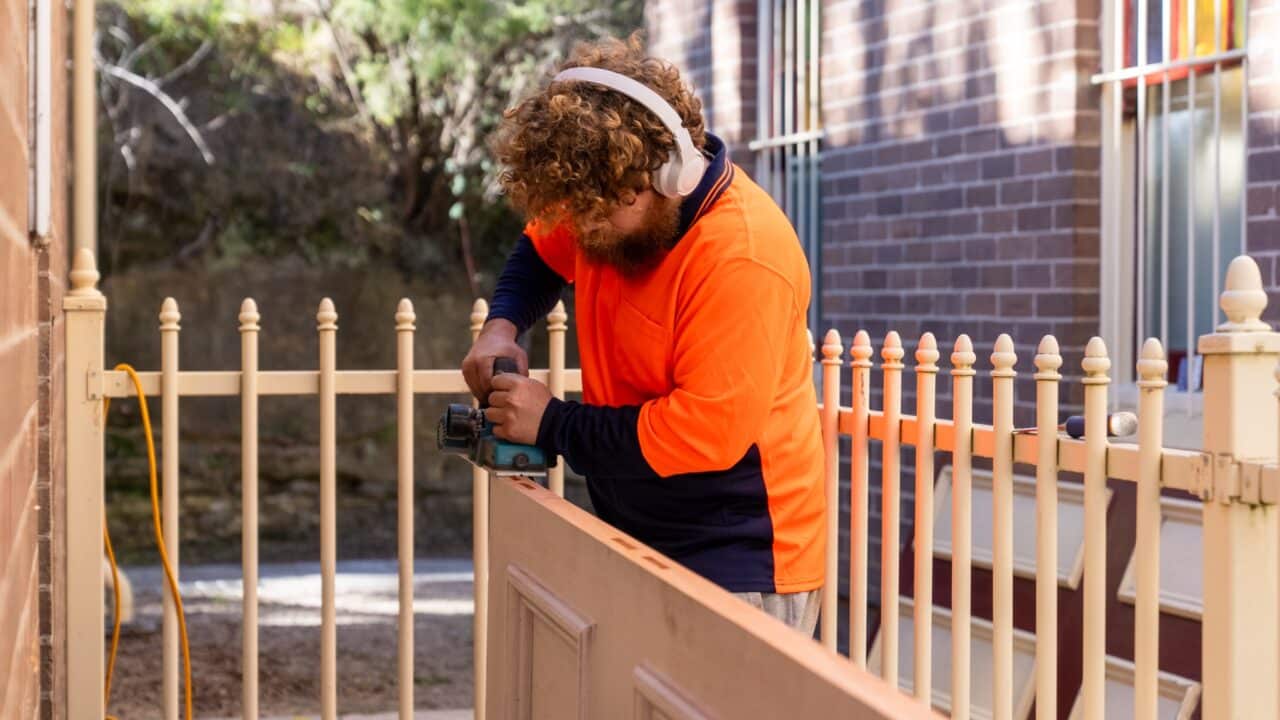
left=552, top=66, right=705, bottom=197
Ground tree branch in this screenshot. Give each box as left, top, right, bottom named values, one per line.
left=96, top=56, right=217, bottom=165
left=159, top=40, right=213, bottom=86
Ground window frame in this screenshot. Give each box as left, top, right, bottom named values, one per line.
left=1097, top=0, right=1249, bottom=439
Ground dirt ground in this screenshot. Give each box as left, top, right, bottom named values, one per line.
left=106, top=560, right=475, bottom=719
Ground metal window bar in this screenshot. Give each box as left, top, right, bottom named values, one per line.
left=1095, top=0, right=1247, bottom=393
left=752, top=0, right=825, bottom=352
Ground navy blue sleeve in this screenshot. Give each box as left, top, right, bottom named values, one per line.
left=536, top=398, right=661, bottom=480
left=486, top=234, right=566, bottom=335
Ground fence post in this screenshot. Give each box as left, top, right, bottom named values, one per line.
left=1198, top=256, right=1280, bottom=720
left=64, top=248, right=106, bottom=720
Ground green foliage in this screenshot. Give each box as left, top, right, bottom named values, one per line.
left=98, top=0, right=641, bottom=286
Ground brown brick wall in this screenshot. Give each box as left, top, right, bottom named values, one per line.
left=0, top=0, right=68, bottom=717
left=1247, top=1, right=1280, bottom=315
left=819, top=0, right=1102, bottom=423
left=0, top=0, right=43, bottom=715
left=38, top=0, right=70, bottom=716
left=646, top=0, right=1103, bottom=660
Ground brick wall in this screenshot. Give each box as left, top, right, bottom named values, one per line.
left=0, top=0, right=43, bottom=715
left=0, top=0, right=68, bottom=717
left=38, top=0, right=69, bottom=716
left=645, top=0, right=1103, bottom=659
left=1247, top=1, right=1280, bottom=309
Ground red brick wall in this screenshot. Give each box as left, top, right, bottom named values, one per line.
left=0, top=0, right=43, bottom=715
left=0, top=0, right=68, bottom=717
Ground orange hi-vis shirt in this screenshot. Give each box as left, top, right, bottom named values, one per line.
left=494, top=133, right=824, bottom=593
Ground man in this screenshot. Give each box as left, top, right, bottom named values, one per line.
left=461, top=34, right=825, bottom=635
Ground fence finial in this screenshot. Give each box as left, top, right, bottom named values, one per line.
left=1218, top=256, right=1270, bottom=333
left=1137, top=338, right=1168, bottom=387
left=470, top=299, right=489, bottom=335
left=951, top=334, right=977, bottom=375
left=991, top=334, right=1017, bottom=377
left=548, top=300, right=568, bottom=330
left=1034, top=335, right=1062, bottom=380
left=882, top=331, right=905, bottom=368
left=822, top=329, right=844, bottom=365
left=916, top=333, right=940, bottom=373
left=159, top=297, right=181, bottom=332
left=68, top=247, right=102, bottom=297
left=317, top=298, right=338, bottom=331
left=1083, top=337, right=1111, bottom=383
left=850, top=330, right=872, bottom=368
left=807, top=329, right=816, bottom=362
left=396, top=298, right=416, bottom=332
left=239, top=299, right=260, bottom=333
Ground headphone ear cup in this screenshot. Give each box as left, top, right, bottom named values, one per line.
left=677, top=155, right=704, bottom=196
left=652, top=160, right=681, bottom=198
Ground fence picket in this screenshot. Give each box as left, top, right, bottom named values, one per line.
left=239, top=299, right=260, bottom=720
left=821, top=330, right=844, bottom=652
left=880, top=332, right=904, bottom=687
left=1135, top=339, right=1167, bottom=720
left=849, top=330, right=873, bottom=668
left=548, top=301, right=568, bottom=497
left=913, top=333, right=939, bottom=702
left=396, top=299, right=416, bottom=720
left=1081, top=337, right=1112, bottom=720
left=990, top=334, right=1017, bottom=720
left=471, top=298, right=490, bottom=720
left=949, top=335, right=976, bottom=720
left=1033, top=336, right=1062, bottom=720
left=160, top=297, right=182, bottom=720
left=317, top=298, right=339, bottom=720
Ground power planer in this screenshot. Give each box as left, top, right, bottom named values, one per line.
left=436, top=357, right=554, bottom=476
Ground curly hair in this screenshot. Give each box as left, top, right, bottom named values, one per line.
left=490, top=32, right=707, bottom=240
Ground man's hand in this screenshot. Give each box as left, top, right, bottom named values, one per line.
left=461, top=319, right=528, bottom=401
left=487, top=374, right=552, bottom=446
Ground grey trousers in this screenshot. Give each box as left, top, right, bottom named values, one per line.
left=734, top=589, right=821, bottom=638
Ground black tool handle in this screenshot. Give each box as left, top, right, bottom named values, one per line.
left=1064, top=412, right=1138, bottom=439
left=492, top=356, right=519, bottom=377
left=482, top=356, right=520, bottom=410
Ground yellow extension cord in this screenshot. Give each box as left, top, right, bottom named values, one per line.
left=103, top=363, right=194, bottom=720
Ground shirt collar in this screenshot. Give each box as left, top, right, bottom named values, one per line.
left=676, top=132, right=734, bottom=239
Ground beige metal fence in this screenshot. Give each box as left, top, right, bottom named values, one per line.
left=64, top=248, right=579, bottom=720
left=816, top=255, right=1279, bottom=719
left=64, top=248, right=1279, bottom=719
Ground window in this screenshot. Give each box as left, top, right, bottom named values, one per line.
left=751, top=0, right=823, bottom=333
left=1097, top=1, right=1248, bottom=398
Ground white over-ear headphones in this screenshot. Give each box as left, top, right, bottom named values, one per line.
left=552, top=66, right=708, bottom=198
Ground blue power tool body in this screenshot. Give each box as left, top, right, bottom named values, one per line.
left=436, top=357, right=553, bottom=476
